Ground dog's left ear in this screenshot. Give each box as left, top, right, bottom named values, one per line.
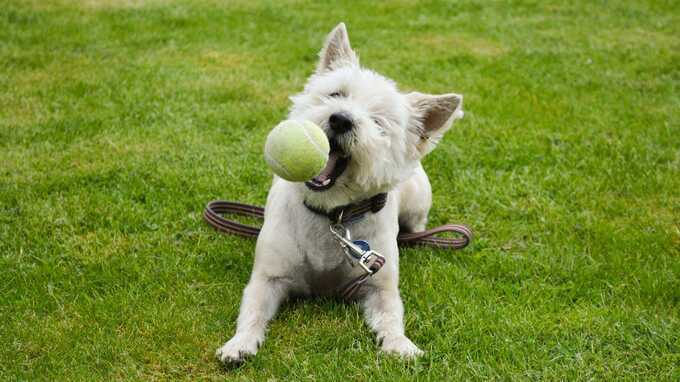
left=317, top=23, right=359, bottom=73
left=407, top=92, right=464, bottom=156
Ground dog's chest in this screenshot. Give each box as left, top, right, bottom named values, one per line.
left=300, top=230, right=348, bottom=272
left=295, top=219, right=376, bottom=287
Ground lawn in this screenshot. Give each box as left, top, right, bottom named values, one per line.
left=1, top=0, right=678, bottom=380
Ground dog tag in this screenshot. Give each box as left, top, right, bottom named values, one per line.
left=352, top=240, right=370, bottom=253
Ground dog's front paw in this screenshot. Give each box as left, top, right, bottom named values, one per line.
left=380, top=335, right=424, bottom=359
left=215, top=334, right=259, bottom=364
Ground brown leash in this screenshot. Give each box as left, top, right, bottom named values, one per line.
left=204, top=199, right=472, bottom=299
left=203, top=200, right=472, bottom=249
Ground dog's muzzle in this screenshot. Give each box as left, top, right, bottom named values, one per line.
left=305, top=138, right=349, bottom=191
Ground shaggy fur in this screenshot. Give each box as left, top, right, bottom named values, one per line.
left=216, top=23, right=463, bottom=363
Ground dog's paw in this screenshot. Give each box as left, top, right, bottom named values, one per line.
left=215, top=334, right=259, bottom=364
left=380, top=335, right=424, bottom=359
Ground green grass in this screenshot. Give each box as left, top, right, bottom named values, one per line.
left=1, top=0, right=678, bottom=380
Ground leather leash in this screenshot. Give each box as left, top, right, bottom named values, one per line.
left=203, top=199, right=472, bottom=298
left=203, top=199, right=472, bottom=249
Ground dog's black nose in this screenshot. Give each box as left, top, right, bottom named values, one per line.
left=329, top=112, right=353, bottom=134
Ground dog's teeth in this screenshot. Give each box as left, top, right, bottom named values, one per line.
left=322, top=179, right=331, bottom=186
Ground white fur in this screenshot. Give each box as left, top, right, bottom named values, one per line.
left=216, top=23, right=463, bottom=363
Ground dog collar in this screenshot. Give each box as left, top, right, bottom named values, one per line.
left=303, top=193, right=388, bottom=224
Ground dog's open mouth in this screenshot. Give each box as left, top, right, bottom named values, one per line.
left=305, top=139, right=349, bottom=192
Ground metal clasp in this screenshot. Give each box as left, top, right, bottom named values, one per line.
left=329, top=223, right=385, bottom=275
left=356, top=249, right=384, bottom=275
left=330, top=223, right=355, bottom=265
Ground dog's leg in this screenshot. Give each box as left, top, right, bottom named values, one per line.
left=216, top=275, right=288, bottom=363
left=361, top=284, right=424, bottom=358
left=397, top=164, right=432, bottom=233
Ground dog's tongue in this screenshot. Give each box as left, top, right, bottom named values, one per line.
left=311, top=151, right=340, bottom=186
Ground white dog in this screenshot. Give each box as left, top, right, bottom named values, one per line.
left=216, top=23, right=463, bottom=363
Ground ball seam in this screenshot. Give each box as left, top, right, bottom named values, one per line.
left=302, top=125, right=329, bottom=159
left=264, top=151, right=293, bottom=180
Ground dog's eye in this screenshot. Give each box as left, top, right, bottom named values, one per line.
left=329, top=91, right=343, bottom=98
left=373, top=117, right=388, bottom=136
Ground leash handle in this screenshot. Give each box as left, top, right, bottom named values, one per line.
left=397, top=224, right=472, bottom=249
left=203, top=201, right=263, bottom=238
left=203, top=200, right=472, bottom=250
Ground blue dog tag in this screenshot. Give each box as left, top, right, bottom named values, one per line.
left=353, top=240, right=370, bottom=253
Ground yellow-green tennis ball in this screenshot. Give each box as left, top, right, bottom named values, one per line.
left=264, top=120, right=330, bottom=182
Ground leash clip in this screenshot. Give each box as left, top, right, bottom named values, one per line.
left=329, top=223, right=385, bottom=275
left=357, top=249, right=385, bottom=275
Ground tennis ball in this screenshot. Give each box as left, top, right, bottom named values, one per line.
left=264, top=120, right=330, bottom=182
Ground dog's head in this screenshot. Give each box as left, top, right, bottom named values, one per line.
left=289, top=23, right=463, bottom=209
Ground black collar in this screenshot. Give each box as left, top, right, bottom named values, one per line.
left=303, top=193, right=388, bottom=224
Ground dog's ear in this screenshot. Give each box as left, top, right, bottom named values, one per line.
left=317, top=23, right=358, bottom=73
left=407, top=92, right=463, bottom=156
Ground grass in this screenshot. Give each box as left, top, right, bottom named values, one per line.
left=1, top=0, right=678, bottom=380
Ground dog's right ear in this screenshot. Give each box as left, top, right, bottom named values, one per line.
left=317, top=23, right=359, bottom=73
